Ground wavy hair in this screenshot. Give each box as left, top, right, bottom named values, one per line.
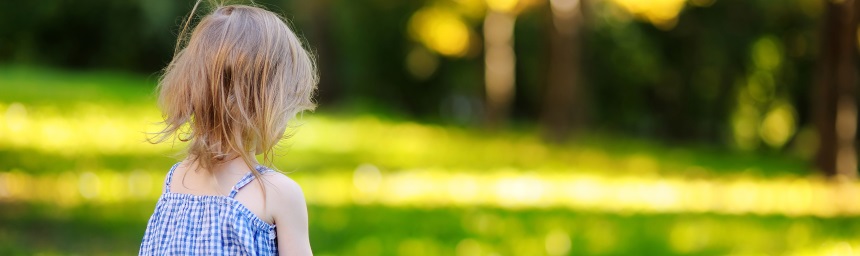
left=150, top=1, right=317, bottom=177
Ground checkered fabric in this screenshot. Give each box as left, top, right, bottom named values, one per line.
left=139, top=163, right=278, bottom=255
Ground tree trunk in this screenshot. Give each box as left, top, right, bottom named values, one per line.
left=815, top=0, right=858, bottom=178
left=483, top=10, right=517, bottom=128
left=540, top=0, right=586, bottom=142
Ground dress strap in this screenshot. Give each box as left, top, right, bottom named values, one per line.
left=163, top=162, right=181, bottom=193
left=228, top=165, right=271, bottom=198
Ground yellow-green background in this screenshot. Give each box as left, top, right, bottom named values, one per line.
left=3, top=0, right=860, bottom=255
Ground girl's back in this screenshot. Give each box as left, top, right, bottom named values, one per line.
left=140, top=3, right=318, bottom=255
left=140, top=161, right=277, bottom=255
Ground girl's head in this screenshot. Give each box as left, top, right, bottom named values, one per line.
left=152, top=3, right=317, bottom=172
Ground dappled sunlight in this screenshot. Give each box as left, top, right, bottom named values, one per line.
left=752, top=36, right=783, bottom=71
left=3, top=167, right=860, bottom=218
left=486, top=0, right=519, bottom=13
left=732, top=90, right=763, bottom=150
left=0, top=169, right=158, bottom=207
left=0, top=101, right=834, bottom=218
left=0, top=164, right=860, bottom=255
left=0, top=0, right=854, bottom=252
left=544, top=229, right=572, bottom=256
left=0, top=70, right=846, bottom=255
left=0, top=102, right=170, bottom=154
left=732, top=35, right=796, bottom=150
left=408, top=7, right=471, bottom=57
left=405, top=46, right=440, bottom=80
left=786, top=241, right=860, bottom=256
left=0, top=102, right=810, bottom=177
left=761, top=101, right=798, bottom=148
left=607, top=0, right=688, bottom=29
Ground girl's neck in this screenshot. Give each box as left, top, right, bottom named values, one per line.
left=189, top=155, right=259, bottom=175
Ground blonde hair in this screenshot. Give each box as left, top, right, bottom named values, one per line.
left=150, top=2, right=317, bottom=176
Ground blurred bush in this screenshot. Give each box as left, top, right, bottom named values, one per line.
left=0, top=0, right=826, bottom=154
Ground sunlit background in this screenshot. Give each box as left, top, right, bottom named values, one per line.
left=3, top=0, right=860, bottom=255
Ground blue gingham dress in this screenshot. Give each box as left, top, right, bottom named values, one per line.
left=139, top=163, right=278, bottom=255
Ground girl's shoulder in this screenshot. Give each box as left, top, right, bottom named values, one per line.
left=261, top=171, right=303, bottom=191
left=259, top=171, right=312, bottom=255
left=260, top=171, right=307, bottom=210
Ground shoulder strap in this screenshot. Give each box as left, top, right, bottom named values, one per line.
left=227, top=165, right=273, bottom=198
left=163, top=162, right=181, bottom=193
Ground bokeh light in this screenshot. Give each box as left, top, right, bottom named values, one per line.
left=408, top=7, right=471, bottom=57
left=608, top=0, right=687, bottom=29
left=2, top=0, right=860, bottom=254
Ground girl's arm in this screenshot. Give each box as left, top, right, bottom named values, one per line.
left=267, top=174, right=313, bottom=256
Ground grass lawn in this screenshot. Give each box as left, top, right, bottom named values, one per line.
left=0, top=66, right=857, bottom=255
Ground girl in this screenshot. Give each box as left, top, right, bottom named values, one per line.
left=139, top=2, right=317, bottom=255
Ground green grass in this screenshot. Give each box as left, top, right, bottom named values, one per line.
left=0, top=66, right=851, bottom=256
left=0, top=66, right=813, bottom=178
left=0, top=66, right=156, bottom=105
left=2, top=202, right=859, bottom=255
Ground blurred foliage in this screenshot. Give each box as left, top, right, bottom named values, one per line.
left=0, top=0, right=856, bottom=254
left=0, top=0, right=827, bottom=152
left=0, top=67, right=810, bottom=177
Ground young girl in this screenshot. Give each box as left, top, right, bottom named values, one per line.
left=139, top=2, right=317, bottom=255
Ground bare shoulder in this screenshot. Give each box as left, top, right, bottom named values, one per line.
left=263, top=172, right=304, bottom=199
left=259, top=171, right=308, bottom=217
left=261, top=171, right=312, bottom=255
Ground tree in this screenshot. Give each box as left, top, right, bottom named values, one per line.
left=483, top=1, right=519, bottom=127
left=540, top=0, right=586, bottom=142
left=814, top=0, right=858, bottom=178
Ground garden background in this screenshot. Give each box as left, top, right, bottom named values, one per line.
left=2, top=0, right=860, bottom=255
